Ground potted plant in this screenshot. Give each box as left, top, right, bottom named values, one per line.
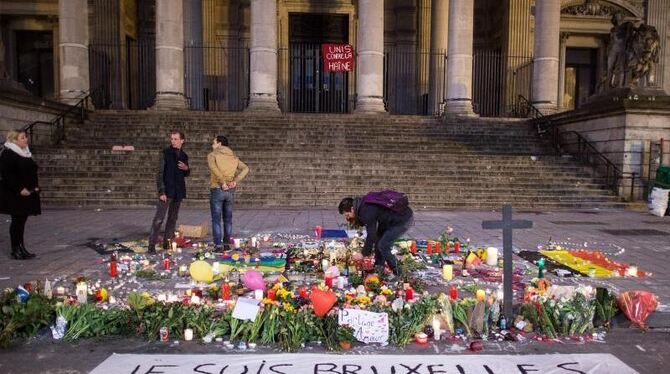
left=337, top=325, right=355, bottom=350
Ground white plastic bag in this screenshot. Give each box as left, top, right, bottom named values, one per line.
left=648, top=187, right=669, bottom=217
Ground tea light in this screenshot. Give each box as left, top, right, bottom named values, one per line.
left=184, top=328, right=194, bottom=341
left=476, top=289, right=486, bottom=302
left=415, top=332, right=428, bottom=344
left=442, top=265, right=453, bottom=281
left=486, top=247, right=498, bottom=266
left=626, top=266, right=638, bottom=277
left=179, top=265, right=188, bottom=277
left=55, top=286, right=65, bottom=296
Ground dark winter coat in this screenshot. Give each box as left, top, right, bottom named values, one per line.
left=157, top=146, right=190, bottom=200
left=0, top=147, right=41, bottom=216
left=353, top=197, right=413, bottom=256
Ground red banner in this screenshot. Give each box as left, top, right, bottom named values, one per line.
left=322, top=43, right=354, bottom=72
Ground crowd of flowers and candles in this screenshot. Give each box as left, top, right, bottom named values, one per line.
left=0, top=228, right=657, bottom=350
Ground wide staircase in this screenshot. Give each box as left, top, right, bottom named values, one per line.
left=32, top=111, right=624, bottom=209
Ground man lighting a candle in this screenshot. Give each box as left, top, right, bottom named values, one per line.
left=147, top=130, right=190, bottom=254
left=338, top=190, right=414, bottom=278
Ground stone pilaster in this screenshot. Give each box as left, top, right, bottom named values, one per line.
left=444, top=0, right=475, bottom=116
left=646, top=0, right=669, bottom=92
left=531, top=0, right=561, bottom=113
left=355, top=0, right=386, bottom=113
left=184, top=0, right=204, bottom=110
left=428, top=0, right=448, bottom=114
left=154, top=0, right=188, bottom=110
left=58, top=0, right=91, bottom=105
left=247, top=0, right=280, bottom=112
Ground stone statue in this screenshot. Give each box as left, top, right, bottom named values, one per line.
left=628, top=23, right=661, bottom=87
left=605, top=12, right=661, bottom=89
left=605, top=12, right=633, bottom=88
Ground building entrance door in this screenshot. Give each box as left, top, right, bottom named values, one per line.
left=15, top=31, right=54, bottom=98
left=564, top=48, right=597, bottom=110
left=287, top=14, right=349, bottom=113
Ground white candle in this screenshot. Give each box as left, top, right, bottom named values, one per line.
left=322, top=259, right=330, bottom=272
left=254, top=289, right=264, bottom=300
left=442, top=265, right=453, bottom=281
left=486, top=247, right=498, bottom=266
left=251, top=237, right=257, bottom=248
left=212, top=262, right=220, bottom=274
left=76, top=283, right=88, bottom=304
left=234, top=238, right=241, bottom=249
left=171, top=241, right=178, bottom=252
left=184, top=328, right=193, bottom=341
left=626, top=266, right=638, bottom=277
left=337, top=276, right=345, bottom=289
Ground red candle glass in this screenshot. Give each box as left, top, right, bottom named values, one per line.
left=449, top=285, right=458, bottom=300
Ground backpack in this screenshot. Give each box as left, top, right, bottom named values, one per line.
left=362, top=190, right=409, bottom=213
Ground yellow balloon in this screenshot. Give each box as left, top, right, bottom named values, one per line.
left=189, top=260, right=214, bottom=283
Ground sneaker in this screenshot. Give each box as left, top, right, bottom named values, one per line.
left=147, top=244, right=156, bottom=254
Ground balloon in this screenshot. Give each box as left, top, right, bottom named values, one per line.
left=189, top=261, right=214, bottom=283
left=310, top=288, right=337, bottom=317
left=242, top=270, right=266, bottom=290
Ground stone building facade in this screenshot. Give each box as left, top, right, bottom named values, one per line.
left=1, top=0, right=669, bottom=116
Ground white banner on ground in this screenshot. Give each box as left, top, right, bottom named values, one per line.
left=90, top=353, right=637, bottom=374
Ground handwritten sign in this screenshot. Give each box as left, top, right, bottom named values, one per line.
left=322, top=43, right=354, bottom=72
left=338, top=308, right=388, bottom=344
left=231, top=297, right=260, bottom=321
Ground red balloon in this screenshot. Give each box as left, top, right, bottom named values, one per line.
left=310, top=288, right=337, bottom=317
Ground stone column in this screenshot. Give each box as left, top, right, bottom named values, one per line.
left=184, top=0, right=204, bottom=110
left=531, top=0, right=560, bottom=113
left=355, top=0, right=386, bottom=113
left=58, top=0, right=91, bottom=105
left=154, top=0, right=188, bottom=110
left=428, top=0, right=448, bottom=114
left=647, top=0, right=669, bottom=92
left=444, top=0, right=475, bottom=116
left=557, top=32, right=569, bottom=110
left=247, top=0, right=279, bottom=112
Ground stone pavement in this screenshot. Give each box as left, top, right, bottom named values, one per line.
left=1, top=206, right=669, bottom=304
left=0, top=207, right=669, bottom=373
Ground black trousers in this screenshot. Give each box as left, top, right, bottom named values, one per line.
left=148, top=198, right=182, bottom=246
left=9, top=214, right=28, bottom=247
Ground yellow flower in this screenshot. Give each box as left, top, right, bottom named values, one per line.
left=262, top=298, right=275, bottom=305
left=381, top=287, right=393, bottom=296
left=272, top=283, right=283, bottom=291
left=282, top=302, right=295, bottom=313
left=355, top=295, right=371, bottom=305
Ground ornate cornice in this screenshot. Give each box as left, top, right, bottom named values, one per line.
left=560, top=0, right=643, bottom=18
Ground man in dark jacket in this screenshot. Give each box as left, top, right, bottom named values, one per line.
left=338, top=195, right=413, bottom=277
left=148, top=130, right=190, bottom=253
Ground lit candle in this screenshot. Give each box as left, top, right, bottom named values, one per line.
left=184, top=328, right=193, bottom=341
left=476, top=289, right=486, bottom=302
left=442, top=265, right=453, bottom=281
left=254, top=289, right=264, bottom=300
left=233, top=238, right=241, bottom=249
left=626, top=266, right=638, bottom=277
left=171, top=241, right=178, bottom=252
left=486, top=247, right=498, bottom=266
left=432, top=316, right=442, bottom=340
left=251, top=237, right=257, bottom=248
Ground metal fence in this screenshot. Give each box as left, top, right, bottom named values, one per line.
left=473, top=50, right=533, bottom=117
left=184, top=46, right=249, bottom=111
left=278, top=43, right=351, bottom=113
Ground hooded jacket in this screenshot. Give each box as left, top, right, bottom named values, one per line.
left=207, top=146, right=249, bottom=188
left=353, top=197, right=413, bottom=255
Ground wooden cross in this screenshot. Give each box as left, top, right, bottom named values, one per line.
left=482, top=204, right=533, bottom=320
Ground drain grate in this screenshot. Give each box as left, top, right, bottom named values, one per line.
left=599, top=229, right=668, bottom=236
left=550, top=221, right=608, bottom=225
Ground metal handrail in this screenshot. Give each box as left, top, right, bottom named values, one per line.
left=516, top=94, right=638, bottom=200
left=23, top=86, right=102, bottom=147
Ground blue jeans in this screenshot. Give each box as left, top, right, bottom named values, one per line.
left=210, top=188, right=235, bottom=246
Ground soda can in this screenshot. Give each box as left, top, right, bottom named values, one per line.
left=160, top=327, right=169, bottom=342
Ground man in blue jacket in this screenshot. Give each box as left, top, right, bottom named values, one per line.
left=338, top=194, right=413, bottom=277
left=148, top=130, right=190, bottom=253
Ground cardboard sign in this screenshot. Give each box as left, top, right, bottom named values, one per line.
left=322, top=44, right=354, bottom=72
left=231, top=297, right=260, bottom=321
left=338, top=308, right=388, bottom=344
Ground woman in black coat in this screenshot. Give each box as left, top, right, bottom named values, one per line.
left=0, top=129, right=40, bottom=259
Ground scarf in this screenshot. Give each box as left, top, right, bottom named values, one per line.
left=3, top=141, right=32, bottom=158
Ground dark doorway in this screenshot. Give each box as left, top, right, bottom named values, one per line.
left=15, top=31, right=54, bottom=98
left=287, top=13, right=349, bottom=113
left=564, top=48, right=597, bottom=110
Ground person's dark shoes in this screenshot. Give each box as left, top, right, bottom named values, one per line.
left=162, top=241, right=170, bottom=250
left=10, top=245, right=27, bottom=260
left=18, top=244, right=36, bottom=258
left=213, top=245, right=224, bottom=253
left=147, top=244, right=156, bottom=254
left=223, top=244, right=231, bottom=251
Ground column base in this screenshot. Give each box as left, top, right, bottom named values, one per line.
left=246, top=94, right=280, bottom=112
left=153, top=92, right=188, bottom=110
left=59, top=90, right=89, bottom=106
left=355, top=96, right=387, bottom=113
left=531, top=102, right=558, bottom=115
left=444, top=99, right=477, bottom=117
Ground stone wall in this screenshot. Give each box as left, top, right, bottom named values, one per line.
left=546, top=93, right=670, bottom=200
left=0, top=96, right=66, bottom=142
